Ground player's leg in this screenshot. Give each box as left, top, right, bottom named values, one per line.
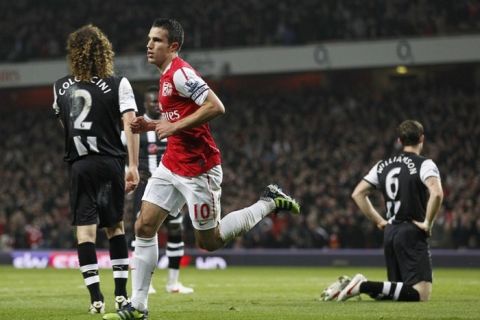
left=393, top=222, right=432, bottom=301
left=128, top=201, right=168, bottom=310
left=103, top=163, right=183, bottom=320
left=340, top=223, right=432, bottom=302
left=214, top=183, right=300, bottom=248
left=337, top=224, right=401, bottom=302
left=120, top=164, right=184, bottom=318
left=105, top=221, right=130, bottom=309
left=344, top=276, right=422, bottom=302
left=165, top=214, right=193, bottom=294
left=70, top=158, right=104, bottom=313
left=130, top=172, right=158, bottom=295
left=181, top=165, right=299, bottom=251
left=413, top=281, right=432, bottom=302
left=104, top=200, right=168, bottom=320
left=101, top=157, right=130, bottom=310
left=131, top=172, right=149, bottom=247
left=103, top=200, right=166, bottom=320
left=349, top=223, right=411, bottom=302
left=77, top=225, right=105, bottom=313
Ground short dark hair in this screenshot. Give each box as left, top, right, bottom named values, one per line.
left=397, top=120, right=424, bottom=146
left=152, top=18, right=184, bottom=51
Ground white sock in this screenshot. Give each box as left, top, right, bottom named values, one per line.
left=219, top=199, right=275, bottom=242
left=168, top=268, right=179, bottom=285
left=131, top=236, right=158, bottom=312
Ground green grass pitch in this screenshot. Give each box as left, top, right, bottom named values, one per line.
left=1, top=266, right=479, bottom=319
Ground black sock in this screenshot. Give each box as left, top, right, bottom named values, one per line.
left=360, top=281, right=420, bottom=301
left=360, top=281, right=384, bottom=299
left=78, top=242, right=103, bottom=303
left=166, top=231, right=184, bottom=270
left=109, top=234, right=129, bottom=297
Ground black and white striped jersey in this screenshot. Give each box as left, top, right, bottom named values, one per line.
left=364, top=152, right=441, bottom=222
left=52, top=75, right=137, bottom=162
left=121, top=114, right=166, bottom=175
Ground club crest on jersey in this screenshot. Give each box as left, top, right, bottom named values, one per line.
left=162, top=82, right=173, bottom=96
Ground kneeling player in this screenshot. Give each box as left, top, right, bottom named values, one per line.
left=322, top=120, right=443, bottom=302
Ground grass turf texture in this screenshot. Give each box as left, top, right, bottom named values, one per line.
left=1, top=266, right=479, bottom=319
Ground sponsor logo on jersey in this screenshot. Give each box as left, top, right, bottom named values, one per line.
left=162, top=82, right=173, bottom=96
left=164, top=110, right=180, bottom=121
left=185, top=79, right=200, bottom=93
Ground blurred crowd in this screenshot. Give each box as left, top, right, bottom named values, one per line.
left=2, top=0, right=480, bottom=62
left=1, top=78, right=479, bottom=250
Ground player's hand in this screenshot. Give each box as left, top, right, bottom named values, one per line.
left=130, top=116, right=149, bottom=134
left=155, top=119, right=177, bottom=139
left=413, top=220, right=432, bottom=237
left=125, top=166, right=139, bottom=194
left=376, top=219, right=388, bottom=230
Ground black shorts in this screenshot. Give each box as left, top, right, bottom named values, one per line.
left=132, top=170, right=179, bottom=224
left=69, top=155, right=125, bottom=228
left=384, top=222, right=432, bottom=285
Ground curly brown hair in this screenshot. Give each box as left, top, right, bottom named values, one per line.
left=67, top=24, right=114, bottom=81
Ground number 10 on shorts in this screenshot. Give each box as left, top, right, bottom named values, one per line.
left=193, top=203, right=211, bottom=220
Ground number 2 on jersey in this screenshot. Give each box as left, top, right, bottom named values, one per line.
left=71, top=89, right=97, bottom=156
left=385, top=167, right=401, bottom=219
left=72, top=89, right=92, bottom=130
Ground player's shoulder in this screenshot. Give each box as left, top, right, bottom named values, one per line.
left=103, top=75, right=125, bottom=86
left=407, top=152, right=430, bottom=166
left=54, top=74, right=73, bottom=86
left=171, top=56, right=197, bottom=74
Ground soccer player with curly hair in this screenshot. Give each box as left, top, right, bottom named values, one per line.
left=52, top=24, right=139, bottom=314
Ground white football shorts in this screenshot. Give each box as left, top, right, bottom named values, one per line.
left=142, top=162, right=222, bottom=230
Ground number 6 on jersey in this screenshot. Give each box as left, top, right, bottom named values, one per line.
left=385, top=167, right=401, bottom=219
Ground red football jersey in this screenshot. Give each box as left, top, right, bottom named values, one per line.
left=158, top=56, right=221, bottom=176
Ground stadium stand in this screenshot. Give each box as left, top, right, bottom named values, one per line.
left=1, top=77, right=479, bottom=250
left=1, top=0, right=480, bottom=61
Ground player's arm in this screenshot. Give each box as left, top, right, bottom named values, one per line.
left=123, top=111, right=140, bottom=193
left=155, top=67, right=225, bottom=139
left=413, top=176, right=443, bottom=236
left=155, top=89, right=225, bottom=139
left=179, top=89, right=225, bottom=129
left=352, top=180, right=388, bottom=230
left=118, top=77, right=140, bottom=193
left=52, top=84, right=64, bottom=128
